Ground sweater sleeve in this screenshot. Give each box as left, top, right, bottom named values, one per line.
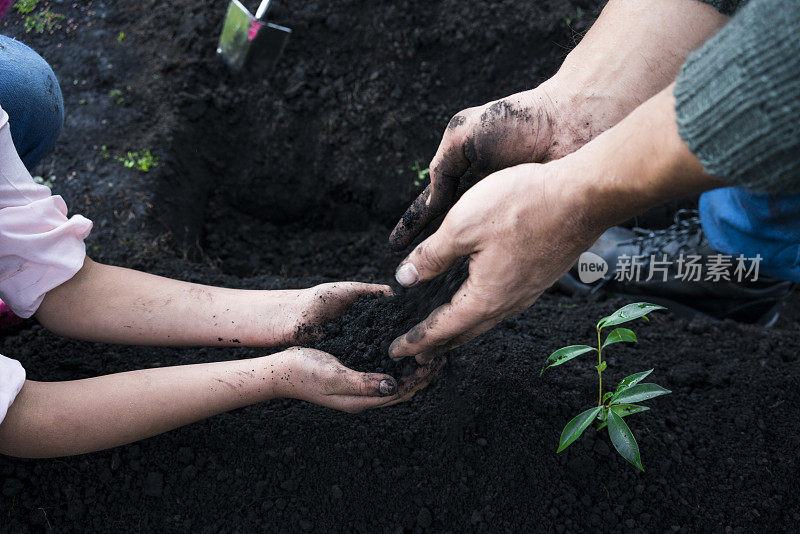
left=674, top=0, right=800, bottom=194
left=693, top=0, right=748, bottom=16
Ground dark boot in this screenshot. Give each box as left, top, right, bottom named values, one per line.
left=558, top=210, right=795, bottom=327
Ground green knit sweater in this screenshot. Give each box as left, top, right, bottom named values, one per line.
left=674, top=0, right=800, bottom=193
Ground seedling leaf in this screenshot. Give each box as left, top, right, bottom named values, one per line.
left=602, top=391, right=614, bottom=403
left=540, top=345, right=595, bottom=375
left=610, top=383, right=671, bottom=405
left=596, top=403, right=649, bottom=430
left=614, top=369, right=654, bottom=395
left=607, top=410, right=643, bottom=470
left=557, top=406, right=603, bottom=453
left=597, top=302, right=665, bottom=329
left=602, top=327, right=637, bottom=348
left=595, top=361, right=607, bottom=373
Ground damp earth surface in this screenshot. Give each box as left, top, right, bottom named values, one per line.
left=1, top=1, right=799, bottom=532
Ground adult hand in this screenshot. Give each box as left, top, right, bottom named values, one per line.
left=388, top=84, right=579, bottom=251
left=389, top=163, right=602, bottom=363
left=272, top=347, right=446, bottom=413
left=389, top=84, right=721, bottom=363
left=388, top=0, right=727, bottom=251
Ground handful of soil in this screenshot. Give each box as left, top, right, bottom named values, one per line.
left=313, top=258, right=469, bottom=377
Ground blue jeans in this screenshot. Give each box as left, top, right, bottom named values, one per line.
left=700, top=188, right=800, bottom=282
left=0, top=35, right=64, bottom=169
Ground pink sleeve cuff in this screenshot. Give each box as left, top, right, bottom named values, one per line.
left=0, top=107, right=93, bottom=318
left=0, top=354, right=25, bottom=426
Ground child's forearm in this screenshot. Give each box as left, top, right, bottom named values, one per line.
left=0, top=347, right=419, bottom=458
left=0, top=356, right=279, bottom=457
left=35, top=258, right=300, bottom=347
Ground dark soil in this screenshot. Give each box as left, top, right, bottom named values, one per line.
left=2, top=1, right=800, bottom=533
left=314, top=259, right=469, bottom=376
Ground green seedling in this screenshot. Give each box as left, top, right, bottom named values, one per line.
left=32, top=175, right=56, bottom=189
left=101, top=146, right=159, bottom=172
left=541, top=302, right=670, bottom=471
left=117, top=150, right=159, bottom=172
left=411, top=162, right=429, bottom=187
left=12, top=0, right=38, bottom=15
left=108, top=89, right=125, bottom=105
left=564, top=7, right=585, bottom=25
left=117, top=31, right=126, bottom=43
left=23, top=10, right=63, bottom=33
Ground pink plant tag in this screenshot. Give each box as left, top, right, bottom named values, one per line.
left=248, top=19, right=264, bottom=41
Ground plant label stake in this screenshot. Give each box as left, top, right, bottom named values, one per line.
left=217, top=0, right=292, bottom=71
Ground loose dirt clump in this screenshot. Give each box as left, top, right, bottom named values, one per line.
left=313, top=259, right=469, bottom=376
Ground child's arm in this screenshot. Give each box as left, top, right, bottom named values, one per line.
left=0, top=347, right=443, bottom=458
left=34, top=257, right=388, bottom=348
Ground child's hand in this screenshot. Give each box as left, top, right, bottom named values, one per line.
left=0, top=347, right=444, bottom=457
left=270, top=347, right=445, bottom=413
left=288, top=282, right=392, bottom=344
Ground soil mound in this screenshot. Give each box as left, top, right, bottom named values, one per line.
left=314, top=259, right=469, bottom=376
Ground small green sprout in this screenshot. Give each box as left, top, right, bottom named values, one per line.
left=32, top=175, right=56, bottom=189
left=23, top=10, right=63, bottom=33
left=117, top=31, right=126, bottom=42
left=100, top=145, right=158, bottom=172
left=108, top=89, right=125, bottom=105
left=116, top=149, right=159, bottom=172
left=12, top=0, right=38, bottom=15
left=541, top=302, right=670, bottom=471
left=411, top=162, right=430, bottom=187
left=564, top=7, right=585, bottom=25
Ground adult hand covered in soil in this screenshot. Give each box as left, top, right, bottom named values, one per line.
left=389, top=85, right=722, bottom=362
left=388, top=0, right=727, bottom=250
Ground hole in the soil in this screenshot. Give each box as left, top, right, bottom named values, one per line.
left=150, top=98, right=409, bottom=278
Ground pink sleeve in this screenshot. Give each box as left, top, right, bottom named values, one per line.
left=0, top=1, right=11, bottom=20
left=0, top=107, right=92, bottom=318
left=0, top=354, right=24, bottom=426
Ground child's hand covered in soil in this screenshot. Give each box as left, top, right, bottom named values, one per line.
left=0, top=347, right=445, bottom=458
left=287, top=282, right=394, bottom=344
left=271, top=348, right=446, bottom=413
left=389, top=0, right=727, bottom=250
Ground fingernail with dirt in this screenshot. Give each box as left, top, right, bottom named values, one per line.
left=379, top=379, right=396, bottom=396
left=395, top=263, right=419, bottom=287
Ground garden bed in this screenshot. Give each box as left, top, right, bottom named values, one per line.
left=1, top=0, right=799, bottom=532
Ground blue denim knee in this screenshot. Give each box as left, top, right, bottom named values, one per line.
left=0, top=35, right=64, bottom=168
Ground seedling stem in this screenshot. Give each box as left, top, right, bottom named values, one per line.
left=541, top=302, right=671, bottom=471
